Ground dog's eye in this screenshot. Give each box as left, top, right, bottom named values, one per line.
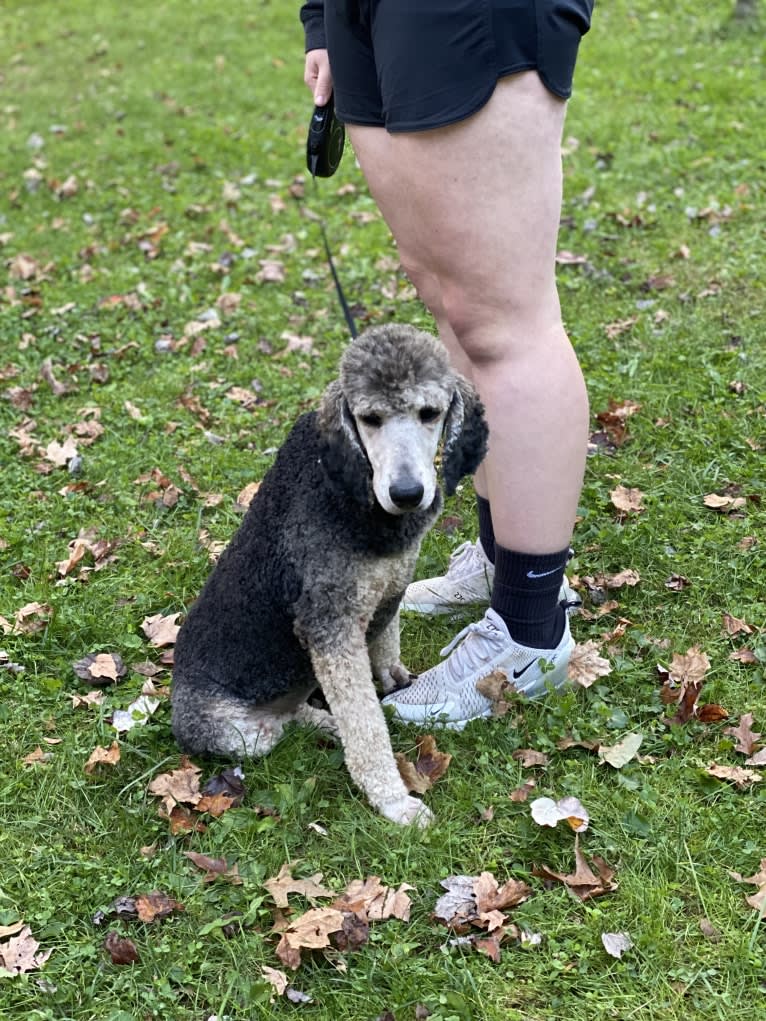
left=359, top=413, right=383, bottom=428
left=419, top=407, right=441, bottom=424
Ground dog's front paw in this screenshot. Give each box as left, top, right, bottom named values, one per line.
left=378, top=662, right=416, bottom=695
left=378, top=795, right=433, bottom=827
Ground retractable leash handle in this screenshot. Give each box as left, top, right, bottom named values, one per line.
left=304, top=96, right=358, bottom=339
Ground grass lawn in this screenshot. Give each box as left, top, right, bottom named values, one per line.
left=1, top=1, right=764, bottom=1018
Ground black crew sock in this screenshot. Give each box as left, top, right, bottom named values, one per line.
left=491, top=544, right=569, bottom=649
left=476, top=495, right=495, bottom=565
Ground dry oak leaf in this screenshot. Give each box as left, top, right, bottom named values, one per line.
left=610, top=485, right=645, bottom=515
left=512, top=748, right=549, bottom=768
left=509, top=779, right=537, bottom=802
left=723, top=713, right=762, bottom=756
left=732, top=860, right=766, bottom=915
left=705, top=763, right=762, bottom=789
left=103, top=931, right=139, bottom=965
left=745, top=748, right=766, bottom=767
left=665, top=680, right=704, bottom=725
left=697, top=704, right=730, bottom=724
left=22, top=745, right=53, bottom=766
left=236, top=481, right=261, bottom=509
left=599, top=732, right=643, bottom=769
left=668, top=646, right=711, bottom=686
left=275, top=907, right=346, bottom=970
left=43, top=436, right=79, bottom=468
left=396, top=734, right=451, bottom=793
left=475, top=668, right=516, bottom=715
left=568, top=640, right=612, bottom=688
left=332, top=877, right=413, bottom=922
left=533, top=835, right=617, bottom=901
left=0, top=925, right=52, bottom=975
left=722, top=613, right=754, bottom=637
left=730, top=648, right=758, bottom=665
left=148, top=758, right=202, bottom=813
left=141, top=612, right=181, bottom=647
left=703, top=492, right=746, bottom=513
left=71, top=690, right=105, bottom=709
left=264, top=864, right=336, bottom=909
left=84, top=741, right=121, bottom=774
left=136, top=891, right=184, bottom=923
left=531, top=795, right=589, bottom=833
left=473, top=872, right=532, bottom=919
left=184, top=851, right=242, bottom=884
left=10, top=601, right=52, bottom=635
left=602, top=568, right=641, bottom=588
left=73, top=652, right=127, bottom=686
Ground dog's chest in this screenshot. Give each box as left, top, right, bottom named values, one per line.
left=356, top=550, right=417, bottom=619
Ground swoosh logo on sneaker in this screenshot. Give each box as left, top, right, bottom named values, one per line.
left=512, top=659, right=537, bottom=680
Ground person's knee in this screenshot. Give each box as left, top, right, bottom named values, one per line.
left=440, top=278, right=561, bottom=365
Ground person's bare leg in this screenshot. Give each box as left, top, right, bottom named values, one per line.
left=348, top=73, right=588, bottom=554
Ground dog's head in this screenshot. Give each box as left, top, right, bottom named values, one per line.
left=317, top=325, right=487, bottom=514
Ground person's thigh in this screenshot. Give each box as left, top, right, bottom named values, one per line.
left=348, top=72, right=567, bottom=343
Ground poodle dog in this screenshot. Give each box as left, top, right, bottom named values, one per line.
left=171, top=324, right=487, bottom=826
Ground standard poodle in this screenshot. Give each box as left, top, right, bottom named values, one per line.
left=171, top=323, right=487, bottom=825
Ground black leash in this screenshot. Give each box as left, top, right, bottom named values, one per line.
left=310, top=177, right=358, bottom=340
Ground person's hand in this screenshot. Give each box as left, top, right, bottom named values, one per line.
left=304, top=48, right=333, bottom=106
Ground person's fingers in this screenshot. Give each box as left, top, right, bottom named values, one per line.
left=304, top=49, right=333, bottom=106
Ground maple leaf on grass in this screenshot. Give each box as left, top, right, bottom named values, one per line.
left=0, top=925, right=52, bottom=976
left=73, top=652, right=127, bottom=686
left=184, top=851, right=242, bottom=884
left=731, top=859, right=766, bottom=915
left=512, top=748, right=549, bottom=768
left=610, top=485, right=645, bottom=517
left=141, top=612, right=181, bottom=647
left=705, top=763, right=762, bottom=789
left=395, top=734, right=451, bottom=793
left=567, top=640, right=611, bottom=688
left=534, top=835, right=617, bottom=901
left=147, top=757, right=202, bottom=814
left=275, top=907, right=346, bottom=970
left=723, top=713, right=762, bottom=756
left=135, top=891, right=184, bottom=923
left=331, top=877, right=413, bottom=922
left=475, top=668, right=517, bottom=715
left=264, top=864, right=336, bottom=909
left=84, top=740, right=121, bottom=774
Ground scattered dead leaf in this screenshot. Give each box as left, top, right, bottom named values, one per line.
left=568, top=640, right=612, bottom=688
left=0, top=925, right=51, bottom=975
left=84, top=741, right=121, bottom=774
left=141, top=612, right=181, bottom=647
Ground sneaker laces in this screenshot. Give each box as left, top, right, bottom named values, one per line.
left=443, top=540, right=490, bottom=581
left=436, top=612, right=507, bottom=686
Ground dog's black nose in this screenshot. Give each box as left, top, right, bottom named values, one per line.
left=389, top=479, right=424, bottom=509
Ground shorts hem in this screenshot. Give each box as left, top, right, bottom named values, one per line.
left=379, top=65, right=567, bottom=134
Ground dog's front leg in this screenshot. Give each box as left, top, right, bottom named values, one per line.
left=369, top=608, right=415, bottom=695
left=308, top=638, right=432, bottom=827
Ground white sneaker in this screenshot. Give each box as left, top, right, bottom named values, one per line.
left=381, top=608, right=574, bottom=727
left=402, top=540, right=582, bottom=615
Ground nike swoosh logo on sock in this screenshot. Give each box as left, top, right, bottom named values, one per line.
left=526, top=566, right=565, bottom=579
left=512, top=659, right=537, bottom=680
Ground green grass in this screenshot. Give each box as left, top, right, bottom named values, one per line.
left=1, top=1, right=764, bottom=1018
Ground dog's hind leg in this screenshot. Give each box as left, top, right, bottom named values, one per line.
left=172, top=683, right=287, bottom=759
left=294, top=701, right=340, bottom=739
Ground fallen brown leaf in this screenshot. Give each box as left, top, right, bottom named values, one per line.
left=534, top=836, right=617, bottom=901
left=184, top=851, right=243, bottom=884
left=568, top=640, right=612, bottom=688
left=135, top=891, right=184, bottom=923
left=84, top=741, right=121, bottom=774
left=610, top=485, right=645, bottom=516
left=0, top=925, right=51, bottom=975
left=147, top=758, right=202, bottom=814
left=512, top=748, right=549, bottom=768
left=705, top=763, right=762, bottom=789
left=396, top=734, right=451, bottom=793
left=141, top=612, right=181, bottom=647
left=73, top=652, right=127, bottom=686
left=723, top=713, right=762, bottom=756
left=103, top=931, right=139, bottom=965
left=264, top=864, right=336, bottom=909
left=275, top=907, right=345, bottom=970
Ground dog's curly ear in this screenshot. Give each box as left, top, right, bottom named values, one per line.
left=317, top=379, right=374, bottom=506
left=442, top=377, right=488, bottom=497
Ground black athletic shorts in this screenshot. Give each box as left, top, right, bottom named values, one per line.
left=324, top=1, right=594, bottom=132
